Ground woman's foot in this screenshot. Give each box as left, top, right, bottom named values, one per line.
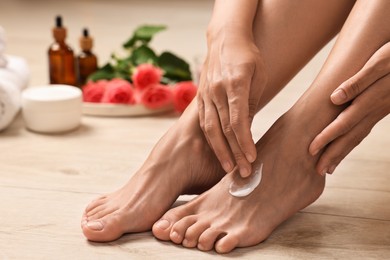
left=81, top=103, right=225, bottom=242
left=152, top=112, right=325, bottom=253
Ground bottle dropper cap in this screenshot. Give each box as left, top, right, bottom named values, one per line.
left=52, top=15, right=66, bottom=41
left=80, top=28, right=93, bottom=51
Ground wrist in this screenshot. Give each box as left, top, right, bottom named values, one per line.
left=206, top=23, right=254, bottom=46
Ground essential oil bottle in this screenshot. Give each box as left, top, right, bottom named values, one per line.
left=77, top=28, right=98, bottom=86
left=48, top=16, right=77, bottom=86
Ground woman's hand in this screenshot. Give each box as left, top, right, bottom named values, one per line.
left=198, top=28, right=267, bottom=177
left=309, top=42, right=390, bottom=175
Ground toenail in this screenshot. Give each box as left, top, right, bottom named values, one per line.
left=198, top=243, right=206, bottom=251
left=182, top=239, right=189, bottom=246
left=320, top=168, right=327, bottom=176
left=86, top=221, right=104, bottom=231
left=171, top=231, right=181, bottom=241
left=155, top=219, right=170, bottom=230
left=81, top=220, right=88, bottom=226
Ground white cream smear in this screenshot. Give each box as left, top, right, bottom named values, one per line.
left=229, top=163, right=263, bottom=198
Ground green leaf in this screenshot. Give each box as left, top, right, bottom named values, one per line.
left=115, top=57, right=131, bottom=72
left=123, top=37, right=137, bottom=49
left=114, top=70, right=131, bottom=81
left=157, top=52, right=192, bottom=82
left=123, top=25, right=166, bottom=48
left=88, top=63, right=116, bottom=81
left=131, top=45, right=158, bottom=65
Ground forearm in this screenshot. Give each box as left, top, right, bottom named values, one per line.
left=207, top=0, right=259, bottom=42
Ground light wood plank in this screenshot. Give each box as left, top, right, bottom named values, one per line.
left=1, top=0, right=389, bottom=258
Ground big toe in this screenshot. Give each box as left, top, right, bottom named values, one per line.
left=82, top=215, right=124, bottom=242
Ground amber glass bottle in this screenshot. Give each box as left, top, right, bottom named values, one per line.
left=77, top=28, right=98, bottom=86
left=48, top=16, right=77, bottom=86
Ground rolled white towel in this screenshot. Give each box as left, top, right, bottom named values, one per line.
left=0, top=55, right=30, bottom=131
left=0, top=26, right=7, bottom=68
left=4, top=55, right=30, bottom=89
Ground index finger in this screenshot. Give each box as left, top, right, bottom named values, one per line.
left=309, top=104, right=364, bottom=156
left=227, top=78, right=257, bottom=163
left=331, top=45, right=390, bottom=105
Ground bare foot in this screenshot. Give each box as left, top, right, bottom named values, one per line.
left=152, top=112, right=325, bottom=253
left=81, top=103, right=224, bottom=242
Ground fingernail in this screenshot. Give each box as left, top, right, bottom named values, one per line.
left=331, top=89, right=347, bottom=104
left=155, top=219, right=170, bottom=230
left=245, top=153, right=255, bottom=163
left=328, top=165, right=337, bottom=174
left=223, top=161, right=232, bottom=172
left=320, top=169, right=328, bottom=177
left=86, top=221, right=104, bottom=231
left=240, top=167, right=250, bottom=178
left=311, top=148, right=320, bottom=156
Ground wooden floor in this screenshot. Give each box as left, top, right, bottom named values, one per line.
left=1, top=0, right=389, bottom=259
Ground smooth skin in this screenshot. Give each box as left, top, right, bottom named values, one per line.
left=81, top=0, right=355, bottom=242
left=197, top=0, right=354, bottom=177
left=153, top=0, right=390, bottom=253
left=82, top=0, right=389, bottom=253
left=198, top=0, right=265, bottom=177
left=310, top=42, right=390, bottom=175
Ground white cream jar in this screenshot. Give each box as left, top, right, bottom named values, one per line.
left=22, top=85, right=82, bottom=133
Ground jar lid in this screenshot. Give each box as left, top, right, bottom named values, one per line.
left=22, top=85, right=82, bottom=133
left=22, top=85, right=81, bottom=111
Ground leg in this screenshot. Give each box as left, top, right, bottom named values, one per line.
left=81, top=0, right=354, bottom=241
left=81, top=105, right=225, bottom=241
left=152, top=0, right=390, bottom=253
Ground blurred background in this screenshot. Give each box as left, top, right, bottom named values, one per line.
left=1, top=0, right=213, bottom=86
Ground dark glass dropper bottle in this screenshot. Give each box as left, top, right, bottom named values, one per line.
left=77, top=28, right=98, bottom=86
left=48, top=16, right=77, bottom=86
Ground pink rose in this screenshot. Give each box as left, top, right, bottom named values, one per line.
left=102, top=78, right=135, bottom=104
left=140, top=84, right=173, bottom=109
left=82, top=80, right=107, bottom=103
left=132, top=64, right=163, bottom=91
left=173, top=81, right=197, bottom=113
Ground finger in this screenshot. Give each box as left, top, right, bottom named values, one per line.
left=197, top=93, right=208, bottom=138
left=210, top=86, right=252, bottom=177
left=197, top=64, right=216, bottom=151
left=315, top=120, right=373, bottom=176
left=249, top=60, right=267, bottom=120
left=203, top=95, right=235, bottom=173
left=197, top=59, right=208, bottom=131
left=226, top=76, right=257, bottom=164
left=197, top=72, right=210, bottom=142
left=309, top=103, right=366, bottom=156
left=331, top=50, right=390, bottom=105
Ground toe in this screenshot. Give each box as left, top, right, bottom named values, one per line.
left=86, top=204, right=108, bottom=218
left=182, top=221, right=210, bottom=248
left=82, top=214, right=124, bottom=242
left=215, top=234, right=239, bottom=254
left=85, top=196, right=107, bottom=213
left=170, top=215, right=198, bottom=244
left=197, top=228, right=226, bottom=251
left=87, top=206, right=119, bottom=221
left=152, top=205, right=195, bottom=241
left=81, top=212, right=88, bottom=228
left=152, top=218, right=173, bottom=241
